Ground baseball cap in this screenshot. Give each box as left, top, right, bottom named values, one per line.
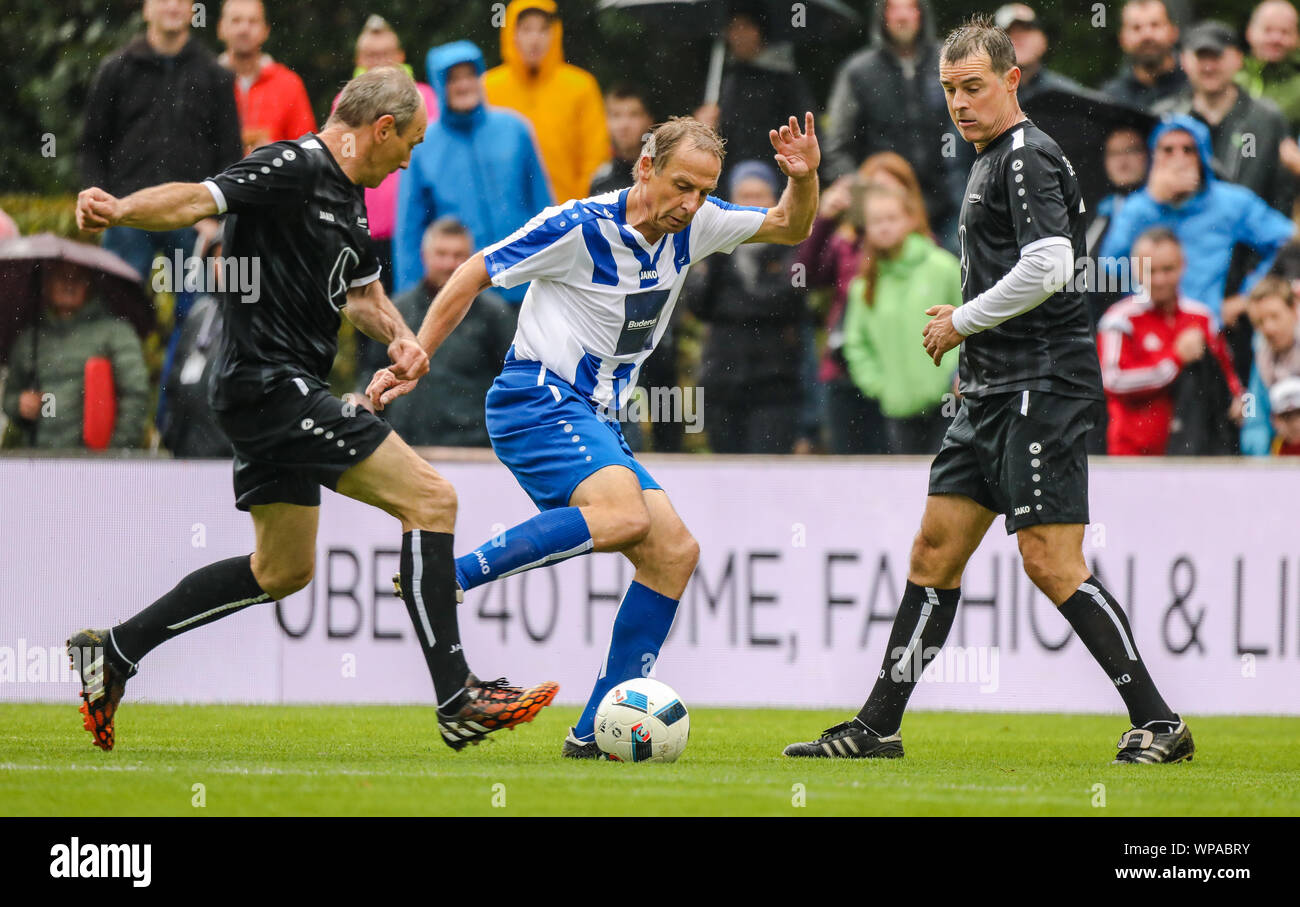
left=1270, top=376, right=1300, bottom=415
left=994, top=4, right=1040, bottom=31
left=1184, top=21, right=1238, bottom=55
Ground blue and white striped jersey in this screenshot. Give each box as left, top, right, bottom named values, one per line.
left=483, top=187, right=767, bottom=411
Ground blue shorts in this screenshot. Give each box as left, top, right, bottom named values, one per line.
left=485, top=356, right=661, bottom=511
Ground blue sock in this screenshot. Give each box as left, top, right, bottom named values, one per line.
left=454, top=506, right=593, bottom=592
left=573, top=581, right=679, bottom=742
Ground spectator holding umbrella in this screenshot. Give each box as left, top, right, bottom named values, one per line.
left=693, top=1, right=817, bottom=188
left=1, top=240, right=150, bottom=450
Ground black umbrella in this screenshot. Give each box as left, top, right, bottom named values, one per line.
left=1022, top=86, right=1158, bottom=212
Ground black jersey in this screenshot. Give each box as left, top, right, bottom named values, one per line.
left=956, top=119, right=1103, bottom=400
left=203, top=134, right=381, bottom=410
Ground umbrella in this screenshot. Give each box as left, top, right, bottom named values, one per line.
left=1022, top=86, right=1157, bottom=213
left=0, top=233, right=153, bottom=366
left=597, top=0, right=861, bottom=105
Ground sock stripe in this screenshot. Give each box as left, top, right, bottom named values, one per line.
left=164, top=592, right=270, bottom=631
left=1079, top=581, right=1136, bottom=660
left=410, top=529, right=437, bottom=647
left=107, top=628, right=137, bottom=670
left=895, top=586, right=937, bottom=679
left=494, top=539, right=595, bottom=581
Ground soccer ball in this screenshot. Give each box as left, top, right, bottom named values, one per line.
left=594, top=678, right=690, bottom=763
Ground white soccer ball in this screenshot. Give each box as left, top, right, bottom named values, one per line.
left=594, top=678, right=690, bottom=763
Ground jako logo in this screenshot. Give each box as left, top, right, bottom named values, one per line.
left=49, top=838, right=151, bottom=887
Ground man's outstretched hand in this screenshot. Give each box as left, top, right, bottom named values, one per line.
left=770, top=112, right=820, bottom=179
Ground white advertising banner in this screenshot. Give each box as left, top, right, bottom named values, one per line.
left=2, top=456, right=1296, bottom=714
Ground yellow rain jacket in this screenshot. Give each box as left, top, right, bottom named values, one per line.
left=485, top=0, right=610, bottom=204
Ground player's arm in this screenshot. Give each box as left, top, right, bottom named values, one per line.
left=416, top=251, right=492, bottom=358
left=924, top=146, right=1076, bottom=365
left=342, top=278, right=428, bottom=384
left=365, top=252, right=491, bottom=409
left=76, top=182, right=219, bottom=234
left=747, top=113, right=820, bottom=246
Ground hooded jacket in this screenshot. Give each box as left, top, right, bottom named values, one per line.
left=484, top=0, right=609, bottom=204
left=81, top=35, right=243, bottom=196
left=2, top=298, right=149, bottom=450
left=395, top=41, right=553, bottom=301
left=1097, top=115, right=1296, bottom=318
left=822, top=0, right=961, bottom=226
left=1153, top=86, right=1293, bottom=212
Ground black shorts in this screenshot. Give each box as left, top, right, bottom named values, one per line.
left=927, top=390, right=1099, bottom=534
left=214, top=376, right=392, bottom=511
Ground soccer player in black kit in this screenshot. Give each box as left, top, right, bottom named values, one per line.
left=69, top=68, right=557, bottom=752
left=786, top=17, right=1193, bottom=764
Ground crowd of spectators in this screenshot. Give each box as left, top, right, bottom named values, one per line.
left=5, top=0, right=1300, bottom=460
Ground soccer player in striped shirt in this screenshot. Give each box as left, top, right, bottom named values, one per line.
left=369, top=113, right=820, bottom=756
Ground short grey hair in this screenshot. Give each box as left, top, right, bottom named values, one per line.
left=328, top=66, right=422, bottom=134
left=637, top=116, right=726, bottom=180
left=422, top=216, right=473, bottom=247
left=941, top=14, right=1018, bottom=75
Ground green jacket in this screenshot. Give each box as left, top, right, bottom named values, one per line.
left=1238, top=53, right=1300, bottom=133
left=842, top=232, right=961, bottom=418
left=2, top=298, right=149, bottom=449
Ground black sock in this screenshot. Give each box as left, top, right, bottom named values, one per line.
left=109, top=555, right=271, bottom=671
left=1059, top=576, right=1177, bottom=728
left=400, top=529, right=471, bottom=709
left=856, top=582, right=961, bottom=736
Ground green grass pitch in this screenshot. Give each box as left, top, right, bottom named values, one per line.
left=2, top=704, right=1297, bottom=816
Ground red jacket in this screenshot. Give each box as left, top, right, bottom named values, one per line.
left=1098, top=294, right=1243, bottom=455
left=222, top=54, right=316, bottom=153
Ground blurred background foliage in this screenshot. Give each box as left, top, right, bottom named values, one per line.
left=1, top=0, right=1270, bottom=198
